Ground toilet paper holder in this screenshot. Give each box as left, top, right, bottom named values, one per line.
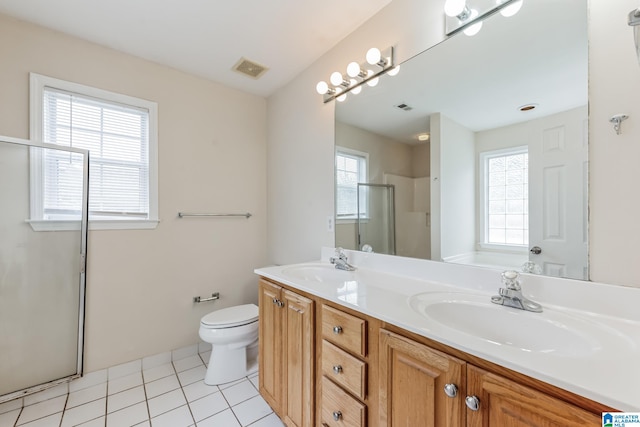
left=193, top=292, right=220, bottom=303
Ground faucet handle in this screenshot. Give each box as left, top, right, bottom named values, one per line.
left=501, top=270, right=521, bottom=290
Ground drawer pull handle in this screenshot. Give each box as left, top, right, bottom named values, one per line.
left=333, top=365, right=343, bottom=374
left=444, top=383, right=458, bottom=398
left=465, top=395, right=480, bottom=411
left=333, top=411, right=343, bottom=421
left=333, top=325, right=343, bottom=334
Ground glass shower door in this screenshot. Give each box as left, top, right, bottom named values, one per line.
left=0, top=137, right=88, bottom=401
left=357, top=183, right=395, bottom=255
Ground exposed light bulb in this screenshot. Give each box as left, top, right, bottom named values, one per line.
left=387, top=65, right=400, bottom=77
left=444, top=0, right=467, bottom=17
left=500, top=0, right=523, bottom=17
left=366, top=76, right=379, bottom=87
left=316, top=81, right=329, bottom=95
left=464, top=20, right=482, bottom=36
left=330, top=71, right=345, bottom=86
left=418, top=133, right=430, bottom=142
left=346, top=62, right=362, bottom=78
left=349, top=79, right=362, bottom=95
left=366, top=48, right=381, bottom=65
left=336, top=93, right=347, bottom=102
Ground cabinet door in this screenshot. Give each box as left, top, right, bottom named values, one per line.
left=379, top=329, right=465, bottom=427
left=258, top=280, right=283, bottom=414
left=283, top=289, right=315, bottom=427
left=466, top=365, right=601, bottom=427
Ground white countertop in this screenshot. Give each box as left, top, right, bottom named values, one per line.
left=255, top=247, right=640, bottom=411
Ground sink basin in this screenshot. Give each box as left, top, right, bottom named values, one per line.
left=408, top=292, right=629, bottom=358
left=280, top=264, right=355, bottom=283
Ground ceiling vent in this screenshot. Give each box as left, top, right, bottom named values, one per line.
left=395, top=103, right=413, bottom=111
left=232, top=57, right=269, bottom=80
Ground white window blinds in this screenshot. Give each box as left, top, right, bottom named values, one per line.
left=43, top=87, right=150, bottom=219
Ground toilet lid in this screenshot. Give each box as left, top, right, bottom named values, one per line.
left=200, top=304, right=259, bottom=328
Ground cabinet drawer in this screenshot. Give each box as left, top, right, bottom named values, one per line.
left=321, top=340, right=366, bottom=400
left=321, top=376, right=366, bottom=427
left=321, top=305, right=367, bottom=357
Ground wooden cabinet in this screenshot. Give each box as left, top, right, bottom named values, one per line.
left=258, top=279, right=315, bottom=427
left=257, top=278, right=610, bottom=427
left=379, top=329, right=466, bottom=427
left=466, top=365, right=601, bottom=427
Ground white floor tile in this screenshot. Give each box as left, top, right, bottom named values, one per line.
left=147, top=389, right=186, bottom=418
left=182, top=381, right=218, bottom=403
left=60, top=398, right=105, bottom=427
left=66, top=382, right=107, bottom=409
left=150, top=405, right=194, bottom=427
left=106, top=401, right=148, bottom=427
left=17, top=412, right=62, bottom=427
left=143, top=363, right=175, bottom=383
left=108, top=360, right=141, bottom=380
left=221, top=380, right=258, bottom=407
left=145, top=375, right=180, bottom=399
left=142, top=352, right=171, bottom=370
left=188, top=392, right=228, bottom=422
left=173, top=355, right=204, bottom=373
left=0, top=408, right=21, bottom=426
left=24, top=384, right=69, bottom=406
left=177, top=366, right=207, bottom=387
left=231, top=395, right=273, bottom=427
left=108, top=372, right=143, bottom=395
left=0, top=397, right=23, bottom=415
left=196, top=408, right=240, bottom=427
left=217, top=377, right=244, bottom=390
left=198, top=342, right=212, bottom=353
left=248, top=413, right=285, bottom=427
left=77, top=416, right=105, bottom=427
left=198, top=351, right=211, bottom=367
left=17, top=395, right=66, bottom=425
left=107, top=385, right=145, bottom=414
left=133, top=421, right=151, bottom=427
left=249, top=376, right=259, bottom=390
left=70, top=370, right=107, bottom=393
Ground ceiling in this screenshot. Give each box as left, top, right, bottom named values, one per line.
left=0, top=0, right=392, bottom=97
left=336, top=0, right=588, bottom=144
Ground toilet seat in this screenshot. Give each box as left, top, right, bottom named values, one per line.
left=200, top=303, right=259, bottom=329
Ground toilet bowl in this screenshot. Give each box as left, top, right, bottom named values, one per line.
left=198, top=303, right=259, bottom=385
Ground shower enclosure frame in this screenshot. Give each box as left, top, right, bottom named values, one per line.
left=0, top=135, right=89, bottom=403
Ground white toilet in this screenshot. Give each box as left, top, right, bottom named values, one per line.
left=198, top=303, right=259, bottom=385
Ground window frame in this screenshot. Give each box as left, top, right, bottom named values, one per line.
left=29, top=73, right=159, bottom=231
left=335, top=146, right=369, bottom=223
left=478, top=146, right=529, bottom=252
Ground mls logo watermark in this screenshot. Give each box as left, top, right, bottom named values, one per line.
left=603, top=413, right=640, bottom=427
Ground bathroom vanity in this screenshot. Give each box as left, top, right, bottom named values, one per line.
left=255, top=248, right=640, bottom=427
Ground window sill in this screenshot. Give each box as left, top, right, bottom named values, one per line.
left=27, top=219, right=160, bottom=232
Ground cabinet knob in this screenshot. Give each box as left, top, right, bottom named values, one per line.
left=465, top=395, right=480, bottom=411
left=332, top=411, right=343, bottom=421
left=277, top=300, right=284, bottom=307
left=443, top=383, right=458, bottom=398
left=333, top=325, right=343, bottom=334
left=333, top=365, right=343, bottom=374
left=272, top=298, right=278, bottom=305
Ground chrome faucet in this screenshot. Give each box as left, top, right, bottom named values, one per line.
left=329, top=247, right=356, bottom=271
left=491, top=270, right=542, bottom=313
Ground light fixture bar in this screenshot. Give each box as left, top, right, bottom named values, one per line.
left=319, top=46, right=395, bottom=103
left=444, top=0, right=521, bottom=36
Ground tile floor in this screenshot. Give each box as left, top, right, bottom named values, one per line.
left=0, top=350, right=283, bottom=427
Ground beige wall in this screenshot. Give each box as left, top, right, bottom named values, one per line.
left=0, top=14, right=268, bottom=371
left=267, top=0, right=640, bottom=287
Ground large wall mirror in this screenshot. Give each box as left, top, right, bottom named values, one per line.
left=335, top=0, right=588, bottom=280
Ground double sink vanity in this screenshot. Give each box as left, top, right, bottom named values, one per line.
left=254, top=247, right=640, bottom=426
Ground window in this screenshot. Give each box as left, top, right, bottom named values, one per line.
left=335, top=147, right=368, bottom=220
left=480, top=147, right=528, bottom=247
left=30, top=73, right=158, bottom=230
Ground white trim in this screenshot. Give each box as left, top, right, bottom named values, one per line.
left=28, top=219, right=160, bottom=232
left=478, top=145, right=528, bottom=247
left=29, top=73, right=159, bottom=229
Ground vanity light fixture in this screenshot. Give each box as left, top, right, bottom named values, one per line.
left=444, top=0, right=524, bottom=36
left=316, top=46, right=396, bottom=103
